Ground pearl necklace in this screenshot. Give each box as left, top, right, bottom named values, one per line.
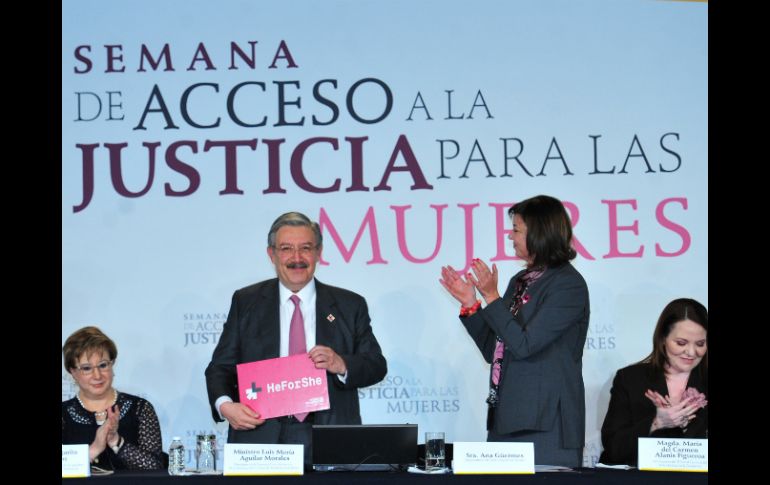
left=77, top=388, right=118, bottom=423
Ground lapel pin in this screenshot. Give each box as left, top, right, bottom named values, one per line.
left=327, top=314, right=335, bottom=323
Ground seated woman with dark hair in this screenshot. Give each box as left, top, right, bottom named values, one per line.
left=62, top=326, right=164, bottom=470
left=599, top=298, right=708, bottom=466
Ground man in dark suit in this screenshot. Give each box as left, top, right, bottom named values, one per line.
left=205, top=212, right=387, bottom=463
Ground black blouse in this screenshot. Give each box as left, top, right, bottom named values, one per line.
left=599, top=363, right=708, bottom=466
left=62, top=391, right=163, bottom=470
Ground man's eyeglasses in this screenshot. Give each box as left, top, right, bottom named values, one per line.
left=275, top=244, right=317, bottom=257
left=75, top=360, right=113, bottom=375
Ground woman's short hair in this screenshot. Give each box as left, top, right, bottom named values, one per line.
left=63, top=326, right=118, bottom=371
left=645, top=298, right=708, bottom=373
left=508, top=195, right=576, bottom=268
left=267, top=212, right=322, bottom=248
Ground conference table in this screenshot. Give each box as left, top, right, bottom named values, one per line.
left=71, top=468, right=708, bottom=484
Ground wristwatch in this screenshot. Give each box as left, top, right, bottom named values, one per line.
left=110, top=436, right=124, bottom=454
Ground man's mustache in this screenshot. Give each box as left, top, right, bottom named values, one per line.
left=287, top=262, right=309, bottom=269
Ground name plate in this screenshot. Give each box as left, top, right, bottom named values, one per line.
left=62, top=444, right=90, bottom=478
left=638, top=438, right=708, bottom=472
left=237, top=353, right=329, bottom=420
left=453, top=442, right=535, bottom=474
left=223, top=444, right=304, bottom=476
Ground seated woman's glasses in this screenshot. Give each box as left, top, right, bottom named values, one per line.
left=77, top=360, right=113, bottom=375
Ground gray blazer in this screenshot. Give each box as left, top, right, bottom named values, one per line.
left=205, top=278, right=387, bottom=444
left=461, top=263, right=589, bottom=448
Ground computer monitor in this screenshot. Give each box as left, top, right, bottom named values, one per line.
left=312, top=424, right=418, bottom=471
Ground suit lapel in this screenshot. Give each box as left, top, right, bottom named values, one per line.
left=686, top=365, right=707, bottom=394
left=255, top=279, right=281, bottom=359
left=314, top=280, right=337, bottom=348
left=649, top=368, right=669, bottom=397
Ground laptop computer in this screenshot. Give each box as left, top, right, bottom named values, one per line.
left=312, top=424, right=418, bottom=471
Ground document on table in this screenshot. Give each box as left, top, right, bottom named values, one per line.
left=595, top=463, right=636, bottom=470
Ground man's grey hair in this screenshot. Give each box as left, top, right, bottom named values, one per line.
left=267, top=212, right=322, bottom=248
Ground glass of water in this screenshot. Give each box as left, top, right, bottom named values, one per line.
left=195, top=434, right=216, bottom=472
left=425, top=432, right=446, bottom=470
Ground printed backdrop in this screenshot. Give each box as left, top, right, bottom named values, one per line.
left=62, top=0, right=707, bottom=467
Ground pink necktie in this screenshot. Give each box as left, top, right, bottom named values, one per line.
left=289, top=295, right=308, bottom=422
left=492, top=341, right=504, bottom=385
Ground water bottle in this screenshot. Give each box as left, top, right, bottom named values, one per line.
left=168, top=437, right=185, bottom=475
